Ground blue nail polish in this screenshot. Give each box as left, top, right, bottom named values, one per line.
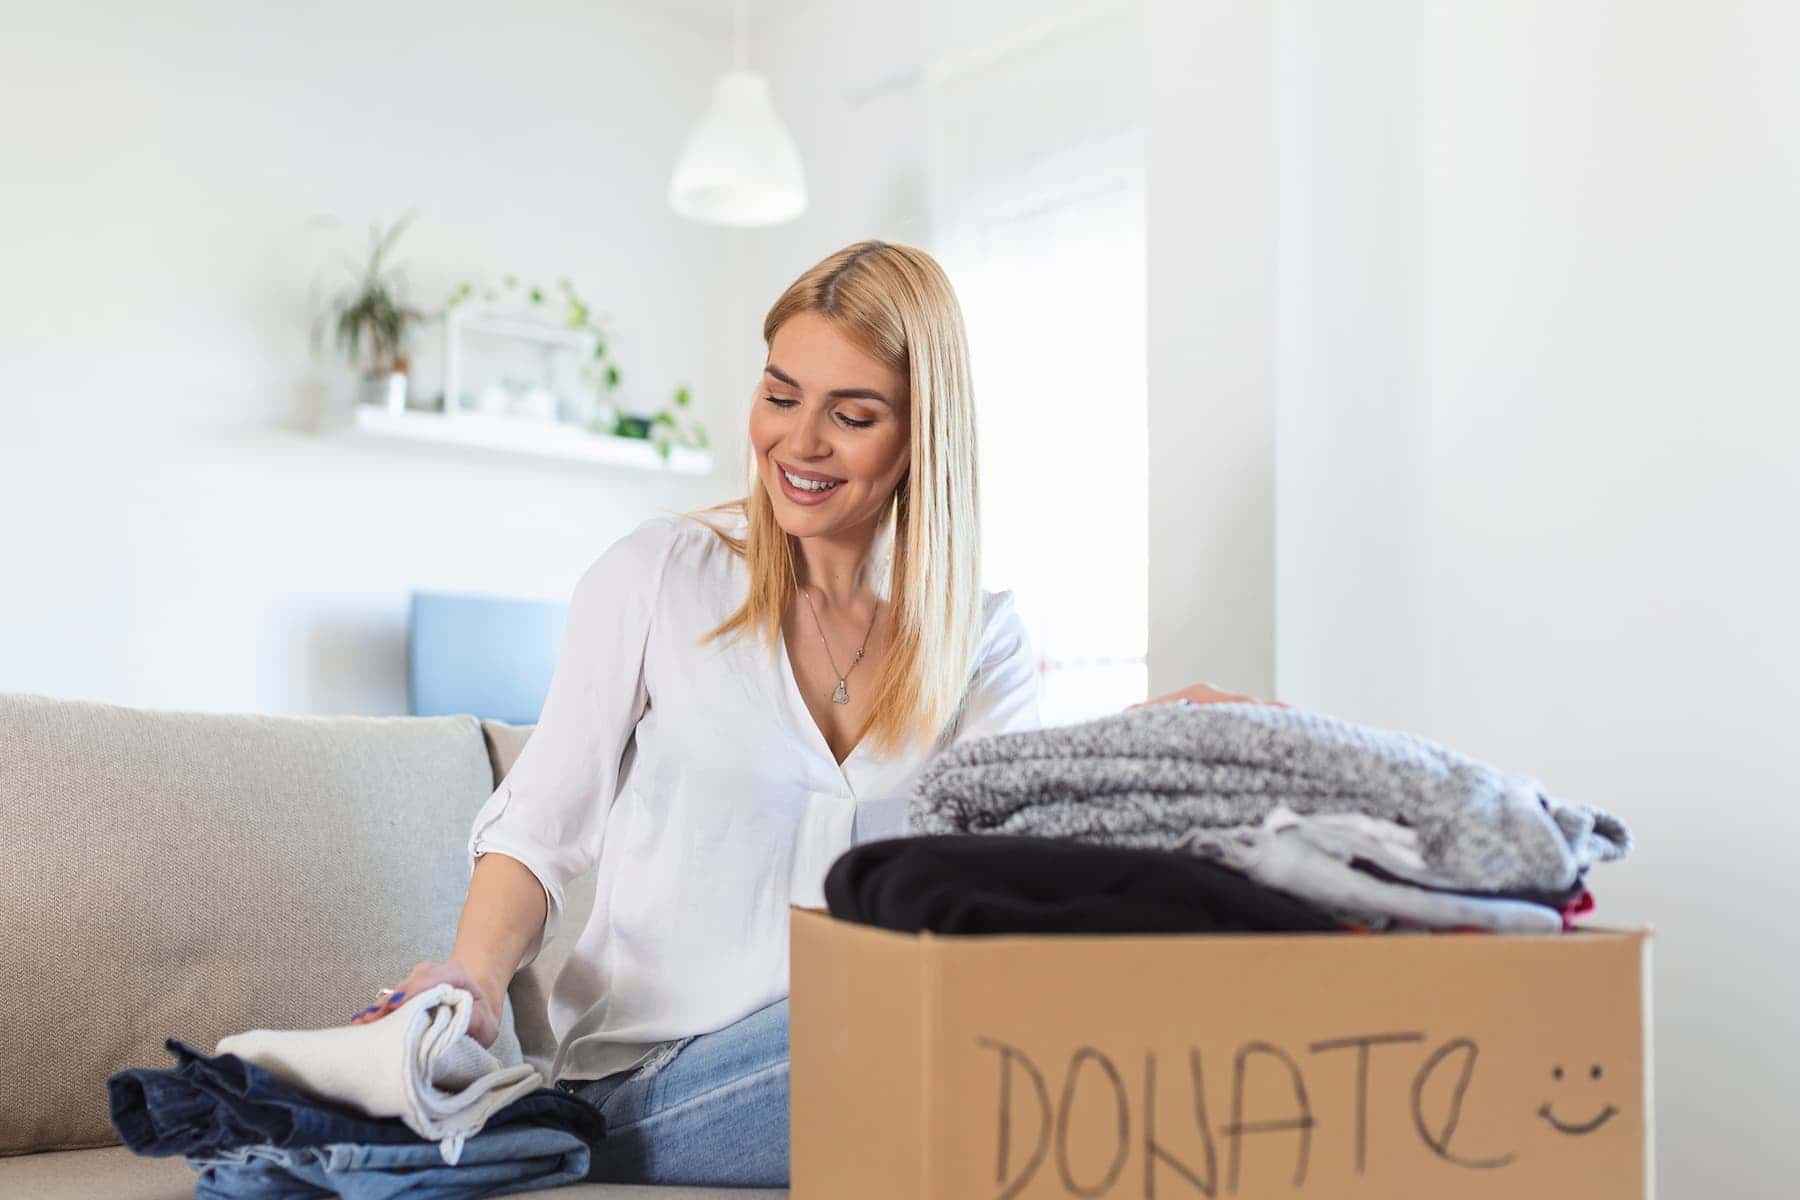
left=390, top=991, right=406, bottom=1003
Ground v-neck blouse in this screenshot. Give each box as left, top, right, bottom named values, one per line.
left=466, top=512, right=1041, bottom=1084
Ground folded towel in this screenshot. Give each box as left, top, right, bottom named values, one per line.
left=909, top=701, right=1632, bottom=893
left=215, top=983, right=542, bottom=1166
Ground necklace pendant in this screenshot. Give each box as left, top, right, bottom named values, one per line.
left=831, top=679, right=849, bottom=704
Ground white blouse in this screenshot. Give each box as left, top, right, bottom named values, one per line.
left=465, top=511, right=1042, bottom=1084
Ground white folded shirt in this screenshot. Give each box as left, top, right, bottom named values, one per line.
left=215, top=983, right=544, bottom=1166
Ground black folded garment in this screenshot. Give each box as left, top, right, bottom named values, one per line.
left=824, top=833, right=1345, bottom=935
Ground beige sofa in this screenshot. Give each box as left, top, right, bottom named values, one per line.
left=0, top=691, right=787, bottom=1199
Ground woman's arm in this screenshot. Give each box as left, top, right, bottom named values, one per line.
left=461, top=516, right=680, bottom=981
left=452, top=851, right=552, bottom=1008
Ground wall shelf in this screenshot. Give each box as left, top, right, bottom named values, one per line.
left=344, top=405, right=713, bottom=474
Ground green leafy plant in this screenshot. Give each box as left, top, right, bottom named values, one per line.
left=444, top=273, right=708, bottom=458
left=647, top=384, right=710, bottom=461
left=446, top=274, right=623, bottom=401
left=313, top=211, right=426, bottom=375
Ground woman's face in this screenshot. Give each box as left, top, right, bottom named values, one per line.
left=751, top=309, right=911, bottom=541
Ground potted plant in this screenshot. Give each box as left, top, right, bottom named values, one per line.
left=313, top=211, right=426, bottom=413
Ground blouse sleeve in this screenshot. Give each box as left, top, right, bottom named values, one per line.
left=945, top=589, right=1043, bottom=746
left=465, top=516, right=680, bottom=972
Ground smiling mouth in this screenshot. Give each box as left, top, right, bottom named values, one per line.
left=774, top=460, right=845, bottom=493
left=1537, top=1103, right=1619, bottom=1135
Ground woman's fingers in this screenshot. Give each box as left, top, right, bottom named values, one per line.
left=346, top=959, right=501, bottom=1042
left=1132, top=681, right=1249, bottom=708
left=350, top=976, right=417, bottom=1024
left=350, top=960, right=488, bottom=1026
left=1130, top=681, right=1290, bottom=710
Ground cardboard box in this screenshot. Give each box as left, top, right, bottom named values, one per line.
left=790, top=906, right=1653, bottom=1199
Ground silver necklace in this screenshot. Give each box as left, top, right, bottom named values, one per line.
left=789, top=552, right=881, bottom=705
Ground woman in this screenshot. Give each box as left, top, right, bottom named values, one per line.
left=350, top=239, right=1259, bottom=1187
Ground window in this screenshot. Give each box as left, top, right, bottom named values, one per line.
left=922, top=4, right=1148, bottom=726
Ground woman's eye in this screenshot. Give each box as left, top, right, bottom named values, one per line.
left=764, top=394, right=873, bottom=429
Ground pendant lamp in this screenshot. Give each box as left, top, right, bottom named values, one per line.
left=668, top=0, right=808, bottom=227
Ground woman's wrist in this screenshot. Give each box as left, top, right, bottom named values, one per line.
left=450, top=956, right=509, bottom=1013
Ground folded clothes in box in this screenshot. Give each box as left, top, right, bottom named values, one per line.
left=800, top=698, right=1648, bottom=1198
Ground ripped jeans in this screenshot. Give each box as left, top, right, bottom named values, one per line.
left=553, top=996, right=789, bottom=1188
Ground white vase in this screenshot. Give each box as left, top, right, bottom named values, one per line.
left=358, top=370, right=407, bottom=413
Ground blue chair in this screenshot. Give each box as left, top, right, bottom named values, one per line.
left=406, top=590, right=567, bottom=725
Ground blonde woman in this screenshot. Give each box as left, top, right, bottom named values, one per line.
left=352, top=239, right=1268, bottom=1187
left=340, top=240, right=1037, bottom=1188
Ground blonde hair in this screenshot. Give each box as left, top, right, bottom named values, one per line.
left=678, top=239, right=983, bottom=757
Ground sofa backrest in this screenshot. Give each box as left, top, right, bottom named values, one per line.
left=0, top=692, right=547, bottom=1157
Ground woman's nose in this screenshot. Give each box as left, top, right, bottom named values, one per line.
left=784, top=418, right=831, bottom=458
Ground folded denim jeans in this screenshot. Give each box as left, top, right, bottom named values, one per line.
left=110, top=1036, right=602, bottom=1190
left=215, top=984, right=541, bottom=1164
left=185, top=1123, right=593, bottom=1200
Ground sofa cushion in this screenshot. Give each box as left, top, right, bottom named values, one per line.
left=480, top=718, right=535, bottom=782
left=0, top=692, right=528, bottom=1157
left=0, top=1145, right=210, bottom=1199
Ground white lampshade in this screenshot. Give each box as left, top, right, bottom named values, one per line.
left=668, top=68, right=808, bottom=227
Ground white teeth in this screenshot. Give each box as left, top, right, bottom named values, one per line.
left=783, top=468, right=840, bottom=492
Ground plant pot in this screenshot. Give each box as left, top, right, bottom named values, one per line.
left=357, top=370, right=407, bottom=414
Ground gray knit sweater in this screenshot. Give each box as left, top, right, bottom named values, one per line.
left=908, top=701, right=1632, bottom=893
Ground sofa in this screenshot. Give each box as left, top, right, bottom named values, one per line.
left=0, top=691, right=787, bottom=1199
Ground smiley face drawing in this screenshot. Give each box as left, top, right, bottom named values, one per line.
left=1537, top=1062, right=1620, bottom=1135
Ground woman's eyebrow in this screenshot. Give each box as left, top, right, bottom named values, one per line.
left=764, top=362, right=893, bottom=407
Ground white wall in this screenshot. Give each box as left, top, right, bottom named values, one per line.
left=1276, top=2, right=1800, bottom=1194
left=0, top=2, right=745, bottom=714
left=743, top=0, right=1153, bottom=724
left=1146, top=0, right=1278, bottom=701
left=1273, top=0, right=1429, bottom=730
left=743, top=0, right=1076, bottom=302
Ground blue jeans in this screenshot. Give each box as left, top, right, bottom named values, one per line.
left=555, top=996, right=790, bottom=1188
left=177, top=999, right=789, bottom=1196
left=186, top=1123, right=593, bottom=1199
left=113, top=1035, right=601, bottom=1199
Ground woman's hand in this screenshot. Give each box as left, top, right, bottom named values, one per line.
left=1129, top=681, right=1290, bottom=710
left=349, top=958, right=507, bottom=1050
